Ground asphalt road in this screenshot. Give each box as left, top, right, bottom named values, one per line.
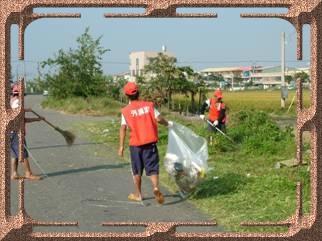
left=10, top=95, right=222, bottom=233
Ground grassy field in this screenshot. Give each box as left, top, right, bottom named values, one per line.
left=220, top=89, right=310, bottom=116
left=172, top=89, right=310, bottom=118
left=42, top=96, right=124, bottom=116
left=44, top=90, right=311, bottom=233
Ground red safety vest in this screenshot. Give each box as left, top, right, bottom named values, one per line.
left=122, top=100, right=158, bottom=146
left=208, top=98, right=226, bottom=123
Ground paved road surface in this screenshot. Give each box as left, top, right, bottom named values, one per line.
left=10, top=95, right=222, bottom=233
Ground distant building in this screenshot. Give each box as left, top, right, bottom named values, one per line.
left=200, top=65, right=310, bottom=90
left=252, top=65, right=309, bottom=89
left=113, top=71, right=131, bottom=82
left=199, top=66, right=246, bottom=90
left=200, top=66, right=243, bottom=80
left=129, top=46, right=175, bottom=82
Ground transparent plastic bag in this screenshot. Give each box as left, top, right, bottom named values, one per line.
left=164, top=122, right=208, bottom=194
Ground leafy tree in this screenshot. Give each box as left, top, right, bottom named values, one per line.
left=143, top=53, right=179, bottom=107
left=233, top=76, right=243, bottom=84
left=285, top=75, right=293, bottom=84
left=203, top=74, right=224, bottom=86
left=294, top=71, right=310, bottom=82
left=176, top=66, right=201, bottom=111
left=28, top=64, right=49, bottom=93
left=142, top=53, right=201, bottom=110
left=41, top=27, right=109, bottom=99
left=105, top=75, right=128, bottom=101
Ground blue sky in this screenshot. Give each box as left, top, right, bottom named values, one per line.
left=10, top=7, right=310, bottom=81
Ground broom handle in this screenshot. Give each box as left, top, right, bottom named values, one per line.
left=30, top=110, right=58, bottom=130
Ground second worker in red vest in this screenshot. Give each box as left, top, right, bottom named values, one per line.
left=118, top=82, right=172, bottom=204
left=199, top=89, right=227, bottom=133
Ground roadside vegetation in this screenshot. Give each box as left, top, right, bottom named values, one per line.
left=73, top=97, right=310, bottom=232
left=35, top=28, right=311, bottom=232
left=42, top=96, right=123, bottom=116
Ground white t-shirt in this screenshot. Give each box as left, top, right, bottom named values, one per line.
left=11, top=98, right=19, bottom=109
left=205, top=99, right=210, bottom=108
left=205, top=99, right=223, bottom=110
left=121, top=108, right=160, bottom=126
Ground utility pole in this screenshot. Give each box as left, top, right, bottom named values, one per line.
left=16, top=64, right=19, bottom=83
left=23, top=61, right=26, bottom=80
left=231, top=74, right=234, bottom=91
left=23, top=60, right=27, bottom=92
left=281, top=32, right=286, bottom=108
left=251, top=60, right=256, bottom=84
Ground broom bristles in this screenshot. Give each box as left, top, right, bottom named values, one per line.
left=55, top=127, right=76, bottom=146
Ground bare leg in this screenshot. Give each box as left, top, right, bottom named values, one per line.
left=21, top=158, right=42, bottom=180
left=128, top=175, right=142, bottom=201
left=149, top=174, right=159, bottom=190
left=11, top=158, right=19, bottom=179
left=149, top=174, right=164, bottom=204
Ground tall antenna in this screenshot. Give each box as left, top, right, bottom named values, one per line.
left=162, top=45, right=167, bottom=53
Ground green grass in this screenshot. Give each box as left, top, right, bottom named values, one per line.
left=42, top=96, right=125, bottom=116
left=220, top=90, right=310, bottom=117
left=76, top=112, right=310, bottom=233
left=43, top=91, right=311, bottom=233
left=172, top=89, right=310, bottom=118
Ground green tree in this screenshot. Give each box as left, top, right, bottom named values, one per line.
left=41, top=27, right=109, bottom=99
left=140, top=53, right=203, bottom=112
left=105, top=75, right=128, bottom=101
left=294, top=71, right=310, bottom=82
left=233, top=75, right=244, bottom=84
left=143, top=53, right=179, bottom=107
left=176, top=66, right=201, bottom=111
left=202, top=74, right=224, bottom=87
left=285, top=75, right=293, bottom=84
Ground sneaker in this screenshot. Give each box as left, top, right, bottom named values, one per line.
left=153, top=189, right=164, bottom=204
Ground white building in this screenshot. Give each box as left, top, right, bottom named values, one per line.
left=129, top=46, right=175, bottom=82
left=113, top=71, right=131, bottom=82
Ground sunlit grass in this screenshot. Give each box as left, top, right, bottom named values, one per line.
left=76, top=111, right=310, bottom=232
left=172, top=89, right=310, bottom=117
left=43, top=90, right=311, bottom=232
left=42, top=96, right=125, bottom=116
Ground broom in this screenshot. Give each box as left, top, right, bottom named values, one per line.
left=30, top=110, right=76, bottom=146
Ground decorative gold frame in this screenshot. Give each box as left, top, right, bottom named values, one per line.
left=1, top=0, right=321, bottom=240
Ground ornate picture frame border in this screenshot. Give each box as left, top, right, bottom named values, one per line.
left=1, top=1, right=322, bottom=240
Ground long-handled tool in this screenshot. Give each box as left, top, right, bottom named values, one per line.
left=287, top=94, right=296, bottom=113
left=206, top=119, right=235, bottom=144
left=30, top=109, right=75, bottom=146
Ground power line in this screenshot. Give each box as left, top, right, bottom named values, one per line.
left=11, top=59, right=130, bottom=65
left=101, top=61, right=129, bottom=65
left=177, top=60, right=310, bottom=64
left=11, top=59, right=309, bottom=64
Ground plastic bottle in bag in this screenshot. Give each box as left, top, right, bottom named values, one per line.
left=164, top=122, right=208, bottom=194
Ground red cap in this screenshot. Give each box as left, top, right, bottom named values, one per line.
left=12, top=84, right=19, bottom=94
left=214, top=89, right=223, bottom=98
left=124, top=82, right=138, bottom=96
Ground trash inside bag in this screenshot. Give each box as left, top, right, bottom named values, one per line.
left=164, top=122, right=208, bottom=194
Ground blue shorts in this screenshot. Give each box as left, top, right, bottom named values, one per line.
left=10, top=132, right=29, bottom=159
left=129, top=143, right=159, bottom=176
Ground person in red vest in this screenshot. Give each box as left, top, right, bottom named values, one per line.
left=199, top=88, right=227, bottom=133
left=118, top=82, right=172, bottom=204
left=10, top=84, right=44, bottom=180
